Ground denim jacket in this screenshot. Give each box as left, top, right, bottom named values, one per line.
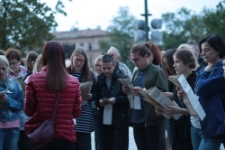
left=195, top=60, right=225, bottom=137
left=0, top=77, right=23, bottom=122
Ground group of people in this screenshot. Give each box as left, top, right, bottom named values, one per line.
left=0, top=34, right=225, bottom=150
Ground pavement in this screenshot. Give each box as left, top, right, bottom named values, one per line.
left=91, top=127, right=137, bottom=150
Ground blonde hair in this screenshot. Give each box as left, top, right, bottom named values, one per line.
left=0, top=55, right=9, bottom=66
left=177, top=44, right=195, bottom=56
left=32, top=54, right=42, bottom=73
left=94, top=55, right=103, bottom=65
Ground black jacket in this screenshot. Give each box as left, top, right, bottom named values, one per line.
left=96, top=69, right=129, bottom=129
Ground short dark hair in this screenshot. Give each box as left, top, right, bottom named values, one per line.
left=199, top=34, right=225, bottom=58
left=174, top=49, right=196, bottom=69
left=102, top=55, right=114, bottom=65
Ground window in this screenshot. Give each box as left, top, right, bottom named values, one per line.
left=88, top=43, right=92, bottom=50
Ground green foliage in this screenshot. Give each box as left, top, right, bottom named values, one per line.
left=202, top=0, right=225, bottom=38
left=0, top=0, right=70, bottom=56
left=98, top=6, right=135, bottom=70
left=162, top=0, right=225, bottom=49
left=162, top=7, right=205, bottom=49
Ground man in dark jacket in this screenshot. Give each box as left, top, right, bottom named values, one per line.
left=96, top=55, right=129, bottom=150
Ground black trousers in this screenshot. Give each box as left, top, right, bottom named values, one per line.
left=41, top=138, right=75, bottom=150
left=18, top=130, right=31, bottom=150
left=75, top=132, right=91, bottom=150
left=101, top=125, right=129, bottom=150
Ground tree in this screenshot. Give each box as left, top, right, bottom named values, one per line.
left=0, top=0, right=71, bottom=53
left=161, top=7, right=206, bottom=49
left=98, top=6, right=135, bottom=69
left=202, top=0, right=225, bottom=38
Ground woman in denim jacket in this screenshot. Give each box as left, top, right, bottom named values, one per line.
left=0, top=55, right=23, bottom=150
left=195, top=34, right=225, bottom=150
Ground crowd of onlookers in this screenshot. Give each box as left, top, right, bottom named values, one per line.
left=0, top=34, right=225, bottom=150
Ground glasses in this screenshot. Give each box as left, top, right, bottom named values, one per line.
left=74, top=59, right=85, bottom=63
left=130, top=57, right=143, bottom=63
left=9, top=61, right=18, bottom=66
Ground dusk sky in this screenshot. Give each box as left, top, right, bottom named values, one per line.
left=41, top=0, right=222, bottom=31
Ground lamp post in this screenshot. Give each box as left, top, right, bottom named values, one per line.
left=141, top=0, right=151, bottom=42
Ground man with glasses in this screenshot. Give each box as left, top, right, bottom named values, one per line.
left=122, top=42, right=168, bottom=150
left=107, top=46, right=132, bottom=79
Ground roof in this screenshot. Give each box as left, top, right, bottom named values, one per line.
left=52, top=29, right=108, bottom=40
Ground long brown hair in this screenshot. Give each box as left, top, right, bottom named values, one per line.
left=68, top=48, right=91, bottom=82
left=42, top=41, right=67, bottom=90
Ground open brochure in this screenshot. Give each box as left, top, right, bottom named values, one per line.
left=139, top=87, right=182, bottom=120
left=118, top=78, right=139, bottom=109
left=80, top=81, right=93, bottom=105
left=168, top=75, right=206, bottom=121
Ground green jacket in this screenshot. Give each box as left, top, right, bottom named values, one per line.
left=132, top=63, right=168, bottom=126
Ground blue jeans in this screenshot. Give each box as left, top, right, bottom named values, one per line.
left=0, top=128, right=20, bottom=150
left=191, top=125, right=222, bottom=150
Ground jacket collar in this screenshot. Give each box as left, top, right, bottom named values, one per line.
left=0, top=77, right=9, bottom=88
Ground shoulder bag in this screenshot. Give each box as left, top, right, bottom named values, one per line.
left=27, top=91, right=60, bottom=150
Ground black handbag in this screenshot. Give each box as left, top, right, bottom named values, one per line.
left=27, top=91, right=60, bottom=150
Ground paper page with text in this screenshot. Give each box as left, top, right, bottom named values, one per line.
left=147, top=87, right=182, bottom=120
left=178, top=75, right=206, bottom=121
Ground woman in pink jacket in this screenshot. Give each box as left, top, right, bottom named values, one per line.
left=24, top=41, right=82, bottom=150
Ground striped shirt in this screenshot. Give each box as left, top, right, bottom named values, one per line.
left=68, top=71, right=94, bottom=133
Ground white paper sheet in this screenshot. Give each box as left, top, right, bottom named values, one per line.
left=169, top=75, right=198, bottom=117
left=178, top=74, right=206, bottom=121
left=118, top=78, right=135, bottom=109
left=103, top=105, right=113, bottom=125
left=133, top=96, right=141, bottom=110
left=80, top=81, right=93, bottom=106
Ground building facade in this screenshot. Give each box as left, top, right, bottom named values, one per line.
left=52, top=28, right=110, bottom=67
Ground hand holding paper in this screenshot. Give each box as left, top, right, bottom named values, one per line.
left=133, top=86, right=142, bottom=95
left=122, top=85, right=129, bottom=94
left=118, top=78, right=135, bottom=109
left=100, top=98, right=109, bottom=106
left=108, top=97, right=115, bottom=105
left=140, top=87, right=182, bottom=120
left=165, top=101, right=189, bottom=115
left=163, top=92, right=173, bottom=99
left=80, top=81, right=93, bottom=105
